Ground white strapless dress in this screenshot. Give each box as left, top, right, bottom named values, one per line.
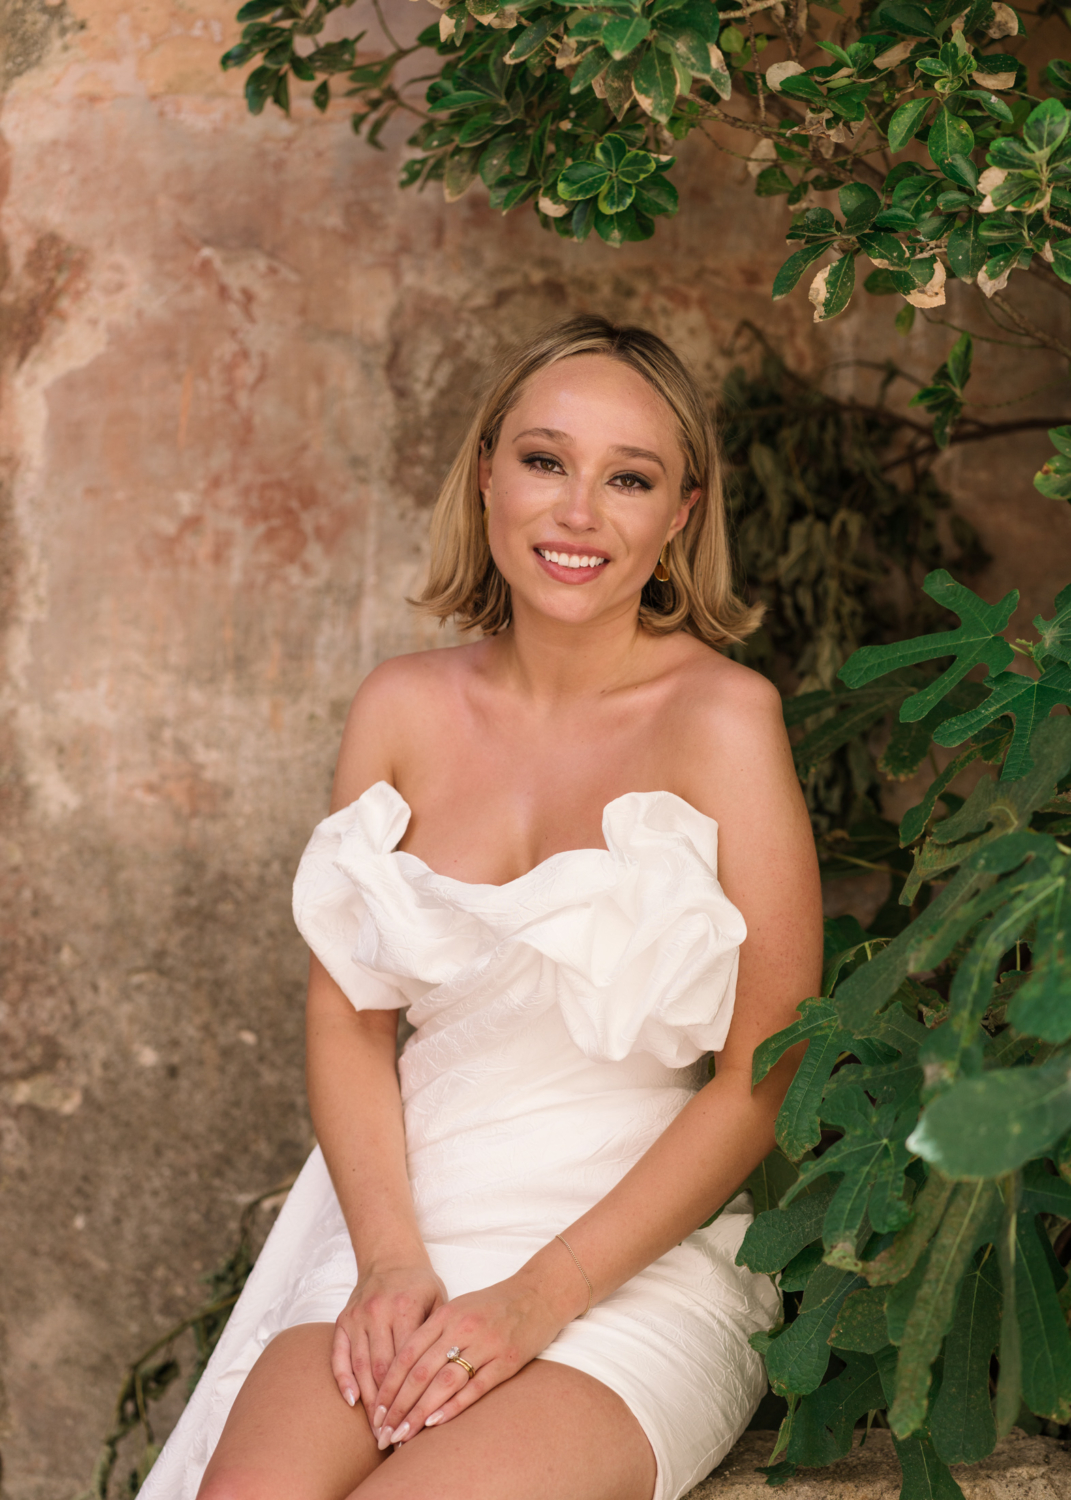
left=140, top=783, right=780, bottom=1500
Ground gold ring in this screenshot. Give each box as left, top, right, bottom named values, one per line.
left=445, top=1345, right=476, bottom=1379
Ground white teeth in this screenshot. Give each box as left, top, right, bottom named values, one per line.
left=538, top=548, right=605, bottom=569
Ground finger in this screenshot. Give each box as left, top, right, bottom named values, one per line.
left=374, top=1321, right=443, bottom=1439
left=379, top=1350, right=471, bottom=1440
left=330, top=1323, right=362, bottom=1412
left=366, top=1319, right=397, bottom=1426
left=403, top=1358, right=507, bottom=1438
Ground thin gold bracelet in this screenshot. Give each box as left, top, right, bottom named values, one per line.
left=555, top=1232, right=593, bottom=1318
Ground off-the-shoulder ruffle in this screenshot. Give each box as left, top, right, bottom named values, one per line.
left=292, top=781, right=746, bottom=1069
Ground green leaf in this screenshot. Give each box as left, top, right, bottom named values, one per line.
left=780, top=71, right=828, bottom=107
left=929, top=1249, right=1001, bottom=1464
left=928, top=107, right=975, bottom=171
left=946, top=331, right=972, bottom=392
left=854, top=1172, right=954, bottom=1287
left=742, top=1146, right=800, bottom=1216
left=764, top=1263, right=864, bottom=1396
left=1019, top=1159, right=1071, bottom=1218
left=505, top=13, right=560, bottom=63
left=602, top=14, right=650, bottom=59
left=737, top=1179, right=836, bottom=1272
left=908, top=1059, right=1071, bottom=1179
left=245, top=65, right=280, bottom=115
left=783, top=1093, right=915, bottom=1249
left=888, top=1179, right=1001, bottom=1437
left=935, top=663, right=1071, bottom=779
left=786, top=1351, right=887, bottom=1466
left=888, top=97, right=931, bottom=151
left=812, top=252, right=856, bottom=321
left=1015, top=1211, right=1071, bottom=1421
left=633, top=173, right=679, bottom=215
left=891, top=1432, right=967, bottom=1500
left=833, top=831, right=1041, bottom=1033
left=1035, top=581, right=1071, bottom=662
left=557, top=160, right=611, bottom=200
left=1023, top=98, right=1070, bottom=156
left=879, top=683, right=987, bottom=781
left=569, top=43, right=611, bottom=94
left=597, top=175, right=636, bottom=212
left=444, top=145, right=482, bottom=202
left=754, top=997, right=852, bottom=1160
left=1035, top=460, right=1071, bottom=502
left=772, top=242, right=831, bottom=300
left=829, top=1287, right=891, bottom=1353
left=616, top=147, right=656, bottom=182
left=947, top=216, right=987, bottom=281
left=838, top=569, right=1017, bottom=724
left=633, top=43, right=682, bottom=122
left=902, top=719, right=1071, bottom=898
left=1050, top=239, right=1071, bottom=291
left=963, top=88, right=1014, bottom=123
left=839, top=182, right=881, bottom=229
left=603, top=52, right=640, bottom=117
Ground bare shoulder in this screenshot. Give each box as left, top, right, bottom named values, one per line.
left=331, top=643, right=481, bottom=809
left=667, top=644, right=784, bottom=749
left=658, top=643, right=795, bottom=817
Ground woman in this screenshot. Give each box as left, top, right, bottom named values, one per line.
left=142, top=315, right=822, bottom=1500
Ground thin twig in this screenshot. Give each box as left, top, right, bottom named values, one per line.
left=1028, top=257, right=1071, bottom=305
left=372, top=0, right=403, bottom=52
left=881, top=416, right=1068, bottom=472
left=991, top=292, right=1071, bottom=362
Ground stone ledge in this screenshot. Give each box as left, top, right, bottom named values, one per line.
left=688, top=1431, right=1071, bottom=1499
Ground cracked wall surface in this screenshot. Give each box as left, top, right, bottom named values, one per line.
left=0, top=2, right=1068, bottom=1496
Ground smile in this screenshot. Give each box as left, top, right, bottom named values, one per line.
left=536, top=548, right=608, bottom=571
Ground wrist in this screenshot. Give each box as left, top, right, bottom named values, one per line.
left=513, top=1238, right=593, bottom=1325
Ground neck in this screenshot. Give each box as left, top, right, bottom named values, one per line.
left=486, top=592, right=653, bottom=703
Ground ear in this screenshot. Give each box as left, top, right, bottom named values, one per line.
left=668, top=487, right=701, bottom=540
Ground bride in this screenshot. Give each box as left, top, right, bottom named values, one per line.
left=141, top=315, right=822, bottom=1500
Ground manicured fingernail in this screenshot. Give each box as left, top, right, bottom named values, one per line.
left=344, top=1388, right=356, bottom=1408
left=373, top=1405, right=387, bottom=1431
left=393, top=1422, right=410, bottom=1443
left=425, top=1410, right=445, bottom=1427
left=377, top=1427, right=393, bottom=1452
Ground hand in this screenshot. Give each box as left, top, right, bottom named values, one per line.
left=331, top=1263, right=448, bottom=1421
left=371, top=1274, right=570, bottom=1448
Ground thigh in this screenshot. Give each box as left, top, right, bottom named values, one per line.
left=197, top=1323, right=384, bottom=1500
left=352, top=1359, right=657, bottom=1500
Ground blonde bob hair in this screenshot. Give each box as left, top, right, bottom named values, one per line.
left=417, top=314, right=763, bottom=649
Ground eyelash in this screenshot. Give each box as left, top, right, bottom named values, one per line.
left=521, top=454, right=653, bottom=493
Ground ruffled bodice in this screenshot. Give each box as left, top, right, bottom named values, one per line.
left=292, top=781, right=746, bottom=1071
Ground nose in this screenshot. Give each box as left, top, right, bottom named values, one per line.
left=552, top=471, right=601, bottom=533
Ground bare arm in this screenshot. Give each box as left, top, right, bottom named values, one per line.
left=305, top=664, right=449, bottom=1420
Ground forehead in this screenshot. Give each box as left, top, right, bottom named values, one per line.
left=507, top=353, right=681, bottom=446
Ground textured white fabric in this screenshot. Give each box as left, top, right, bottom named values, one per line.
left=140, top=783, right=779, bottom=1500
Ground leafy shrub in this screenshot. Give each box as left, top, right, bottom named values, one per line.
left=737, top=569, right=1071, bottom=1493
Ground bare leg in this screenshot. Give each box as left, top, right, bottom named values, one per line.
left=351, top=1360, right=657, bottom=1500
left=197, top=1323, right=385, bottom=1500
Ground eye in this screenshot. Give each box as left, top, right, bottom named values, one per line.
left=611, top=471, right=653, bottom=493
left=522, top=453, right=564, bottom=475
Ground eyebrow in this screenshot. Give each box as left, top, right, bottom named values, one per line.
left=512, top=428, right=667, bottom=473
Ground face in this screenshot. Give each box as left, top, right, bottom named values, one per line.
left=478, top=353, right=699, bottom=628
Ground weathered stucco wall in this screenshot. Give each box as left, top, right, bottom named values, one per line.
left=0, top=2, right=1068, bottom=1495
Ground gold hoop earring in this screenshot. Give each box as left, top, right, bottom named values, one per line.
left=654, top=543, right=670, bottom=583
